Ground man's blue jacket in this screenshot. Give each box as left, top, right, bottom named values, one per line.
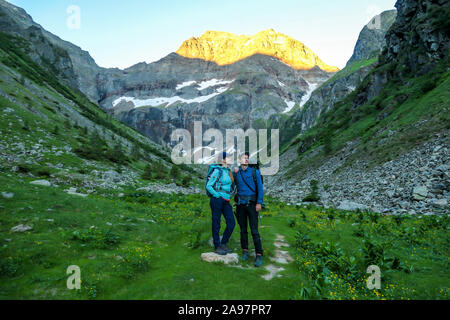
left=235, top=166, right=263, bottom=204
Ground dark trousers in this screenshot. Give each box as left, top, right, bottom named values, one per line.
left=210, top=197, right=236, bottom=249
left=236, top=203, right=263, bottom=255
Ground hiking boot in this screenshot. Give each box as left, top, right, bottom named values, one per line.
left=220, top=244, right=232, bottom=254
left=241, top=250, right=249, bottom=261
left=254, top=255, right=263, bottom=267
left=215, top=246, right=227, bottom=256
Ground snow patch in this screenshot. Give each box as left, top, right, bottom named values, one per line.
left=197, top=79, right=234, bottom=91
left=112, top=87, right=229, bottom=108
left=176, top=80, right=197, bottom=90
left=299, top=81, right=319, bottom=108
left=282, top=100, right=296, bottom=114
left=113, top=78, right=234, bottom=108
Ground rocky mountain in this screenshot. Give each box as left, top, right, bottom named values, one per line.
left=0, top=30, right=202, bottom=198
left=347, top=9, right=397, bottom=64
left=177, top=29, right=339, bottom=72
left=0, top=2, right=339, bottom=146
left=269, top=9, right=397, bottom=147
left=100, top=51, right=333, bottom=144
left=267, top=0, right=449, bottom=216
left=93, top=29, right=339, bottom=145
left=0, top=0, right=108, bottom=102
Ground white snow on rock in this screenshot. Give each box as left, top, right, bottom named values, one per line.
left=299, top=81, right=319, bottom=108
left=113, top=89, right=226, bottom=108
left=196, top=79, right=234, bottom=91
left=176, top=80, right=197, bottom=90
left=113, top=79, right=235, bottom=108
left=282, top=100, right=296, bottom=114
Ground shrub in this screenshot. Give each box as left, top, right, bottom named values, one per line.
left=170, top=165, right=181, bottom=180
left=63, top=227, right=120, bottom=249
left=115, top=245, right=152, bottom=279
left=303, top=180, right=320, bottom=202
left=141, top=163, right=153, bottom=180
left=181, top=175, right=191, bottom=187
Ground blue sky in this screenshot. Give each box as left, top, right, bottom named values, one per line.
left=8, top=0, right=397, bottom=70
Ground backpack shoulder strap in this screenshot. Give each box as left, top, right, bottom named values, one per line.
left=252, top=167, right=259, bottom=200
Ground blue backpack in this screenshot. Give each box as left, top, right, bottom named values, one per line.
left=205, top=164, right=223, bottom=197
left=205, top=164, right=236, bottom=197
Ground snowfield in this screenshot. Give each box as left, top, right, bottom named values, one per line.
left=113, top=78, right=235, bottom=108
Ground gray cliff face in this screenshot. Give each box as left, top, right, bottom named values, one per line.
left=0, top=0, right=335, bottom=146
left=290, top=63, right=374, bottom=134
left=98, top=53, right=333, bottom=145
left=382, top=0, right=449, bottom=72
left=347, top=9, right=397, bottom=64
left=267, top=0, right=450, bottom=215
left=354, top=0, right=450, bottom=110
left=273, top=10, right=396, bottom=147
left=0, top=0, right=108, bottom=102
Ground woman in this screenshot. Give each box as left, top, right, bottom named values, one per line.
left=206, top=152, right=236, bottom=255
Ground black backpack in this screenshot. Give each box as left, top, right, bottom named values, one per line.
left=233, top=165, right=263, bottom=203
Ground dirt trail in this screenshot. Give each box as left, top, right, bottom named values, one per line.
left=261, top=234, right=294, bottom=280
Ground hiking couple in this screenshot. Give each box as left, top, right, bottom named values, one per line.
left=206, top=152, right=264, bottom=267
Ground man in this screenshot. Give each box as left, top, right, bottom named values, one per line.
left=233, top=152, right=264, bottom=267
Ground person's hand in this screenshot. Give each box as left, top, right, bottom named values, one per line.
left=255, top=203, right=262, bottom=212
left=234, top=167, right=239, bottom=174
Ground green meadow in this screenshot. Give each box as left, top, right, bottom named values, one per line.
left=0, top=172, right=448, bottom=300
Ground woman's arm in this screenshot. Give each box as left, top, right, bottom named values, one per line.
left=206, top=169, right=221, bottom=198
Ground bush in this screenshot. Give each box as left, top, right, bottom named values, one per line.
left=181, top=175, right=191, bottom=187
left=74, top=131, right=106, bottom=161
left=302, top=180, right=320, bottom=202
left=170, top=165, right=181, bottom=180
left=0, top=256, right=20, bottom=278
left=141, top=163, right=153, bottom=180
left=63, top=227, right=120, bottom=249
left=153, top=163, right=168, bottom=180
left=105, top=143, right=128, bottom=165
left=115, top=245, right=152, bottom=279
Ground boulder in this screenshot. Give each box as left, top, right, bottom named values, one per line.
left=30, top=180, right=51, bottom=187
left=430, top=198, right=448, bottom=208
left=337, top=200, right=368, bottom=212
left=1, top=192, right=14, bottom=199
left=10, top=224, right=32, bottom=232
left=201, top=252, right=239, bottom=265
left=102, top=170, right=121, bottom=182
left=66, top=187, right=88, bottom=197
left=413, top=185, right=428, bottom=200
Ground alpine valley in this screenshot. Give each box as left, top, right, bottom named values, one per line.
left=0, top=0, right=449, bottom=300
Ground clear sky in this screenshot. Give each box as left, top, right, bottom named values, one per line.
left=8, top=0, right=397, bottom=70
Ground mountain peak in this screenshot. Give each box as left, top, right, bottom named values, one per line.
left=176, top=29, right=339, bottom=72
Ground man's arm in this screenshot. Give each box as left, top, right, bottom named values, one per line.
left=256, top=169, right=264, bottom=204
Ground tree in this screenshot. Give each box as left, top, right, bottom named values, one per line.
left=323, top=134, right=333, bottom=155
left=182, top=175, right=191, bottom=187
left=106, top=142, right=127, bottom=164
left=154, top=162, right=168, bottom=180
left=170, top=165, right=181, bottom=180
left=131, top=144, right=141, bottom=160
left=142, top=163, right=153, bottom=180
left=303, top=179, right=320, bottom=202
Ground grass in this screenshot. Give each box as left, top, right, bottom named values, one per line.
left=285, top=58, right=450, bottom=177
left=0, top=172, right=448, bottom=300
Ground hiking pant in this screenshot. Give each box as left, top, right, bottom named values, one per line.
left=210, top=197, right=236, bottom=249
left=236, top=203, right=263, bottom=255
